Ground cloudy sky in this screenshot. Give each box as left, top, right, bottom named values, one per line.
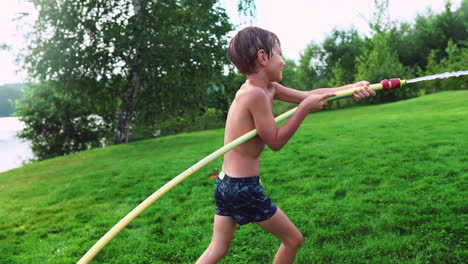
left=0, top=0, right=462, bottom=85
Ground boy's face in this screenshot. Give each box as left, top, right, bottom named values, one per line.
left=265, top=45, right=286, bottom=82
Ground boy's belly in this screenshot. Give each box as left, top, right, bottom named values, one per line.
left=222, top=148, right=262, bottom=177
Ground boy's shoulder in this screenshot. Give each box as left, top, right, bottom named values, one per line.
left=231, top=83, right=275, bottom=118
left=236, top=82, right=276, bottom=101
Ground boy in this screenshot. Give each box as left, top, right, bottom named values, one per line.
left=196, top=26, right=374, bottom=264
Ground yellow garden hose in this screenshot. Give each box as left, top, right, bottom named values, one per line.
left=77, top=78, right=406, bottom=263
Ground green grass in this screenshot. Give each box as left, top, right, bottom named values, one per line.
left=1, top=91, right=467, bottom=264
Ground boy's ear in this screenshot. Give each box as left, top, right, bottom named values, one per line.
left=257, top=49, right=268, bottom=66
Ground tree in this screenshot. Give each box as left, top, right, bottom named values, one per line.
left=280, top=58, right=301, bottom=89
left=297, top=43, right=323, bottom=90
left=14, top=83, right=114, bottom=160
left=368, top=0, right=393, bottom=34
left=20, top=0, right=255, bottom=158
left=387, top=1, right=468, bottom=70
left=328, top=61, right=346, bottom=87
left=321, top=29, right=364, bottom=84
left=355, top=33, right=410, bottom=103
left=421, top=40, right=468, bottom=94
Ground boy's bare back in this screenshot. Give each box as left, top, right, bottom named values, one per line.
left=222, top=81, right=276, bottom=177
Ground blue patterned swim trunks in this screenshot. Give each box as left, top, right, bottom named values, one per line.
left=214, top=172, right=277, bottom=225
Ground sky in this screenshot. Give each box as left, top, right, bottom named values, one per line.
left=0, top=0, right=462, bottom=85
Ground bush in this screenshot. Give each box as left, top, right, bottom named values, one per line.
left=14, top=83, right=114, bottom=160
left=194, top=108, right=225, bottom=130
left=129, top=108, right=225, bottom=141
left=158, top=109, right=225, bottom=136
left=355, top=33, right=415, bottom=103
left=418, top=40, right=468, bottom=95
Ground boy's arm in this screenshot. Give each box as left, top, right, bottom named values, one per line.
left=249, top=88, right=335, bottom=151
left=273, top=81, right=373, bottom=103
left=309, top=81, right=372, bottom=99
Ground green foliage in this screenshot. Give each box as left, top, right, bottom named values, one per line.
left=280, top=58, right=301, bottom=89
left=272, top=58, right=303, bottom=115
left=461, top=0, right=468, bottom=27
left=20, top=0, right=255, bottom=156
left=419, top=40, right=468, bottom=94
left=355, top=33, right=413, bottom=103
left=128, top=106, right=225, bottom=142
left=434, top=2, right=468, bottom=48
left=0, top=85, right=23, bottom=117
left=368, top=0, right=393, bottom=34
left=322, top=29, right=364, bottom=84
left=328, top=62, right=346, bottom=87
left=297, top=43, right=323, bottom=90
left=325, top=62, right=357, bottom=110
left=14, top=83, right=115, bottom=160
left=145, top=108, right=224, bottom=139
left=236, top=0, right=256, bottom=20
left=213, top=71, right=246, bottom=113
left=1, top=91, right=466, bottom=263
left=387, top=1, right=468, bottom=70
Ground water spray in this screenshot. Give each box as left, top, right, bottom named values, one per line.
left=77, top=70, right=468, bottom=264
left=406, top=70, right=468, bottom=84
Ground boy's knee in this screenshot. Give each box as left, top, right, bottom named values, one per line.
left=295, top=232, right=304, bottom=248
left=287, top=232, right=303, bottom=249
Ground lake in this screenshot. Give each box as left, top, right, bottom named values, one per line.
left=0, top=117, right=34, bottom=173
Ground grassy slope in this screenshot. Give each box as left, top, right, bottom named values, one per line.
left=0, top=91, right=466, bottom=264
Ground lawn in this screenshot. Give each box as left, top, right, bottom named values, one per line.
left=0, top=91, right=466, bottom=263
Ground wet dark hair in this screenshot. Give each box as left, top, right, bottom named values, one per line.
left=227, top=26, right=281, bottom=75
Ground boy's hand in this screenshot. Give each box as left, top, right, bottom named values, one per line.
left=300, top=93, right=336, bottom=113
left=352, top=80, right=375, bottom=101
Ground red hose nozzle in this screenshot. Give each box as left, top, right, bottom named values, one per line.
left=381, top=78, right=403, bottom=91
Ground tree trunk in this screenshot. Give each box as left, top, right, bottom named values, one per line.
left=114, top=65, right=141, bottom=144
left=114, top=0, right=145, bottom=144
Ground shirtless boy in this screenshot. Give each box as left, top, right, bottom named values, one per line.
left=196, top=26, right=375, bottom=264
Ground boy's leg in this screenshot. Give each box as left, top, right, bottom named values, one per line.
left=196, top=214, right=237, bottom=264
left=256, top=208, right=303, bottom=264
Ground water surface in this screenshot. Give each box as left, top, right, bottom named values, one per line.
left=0, top=117, right=34, bottom=173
